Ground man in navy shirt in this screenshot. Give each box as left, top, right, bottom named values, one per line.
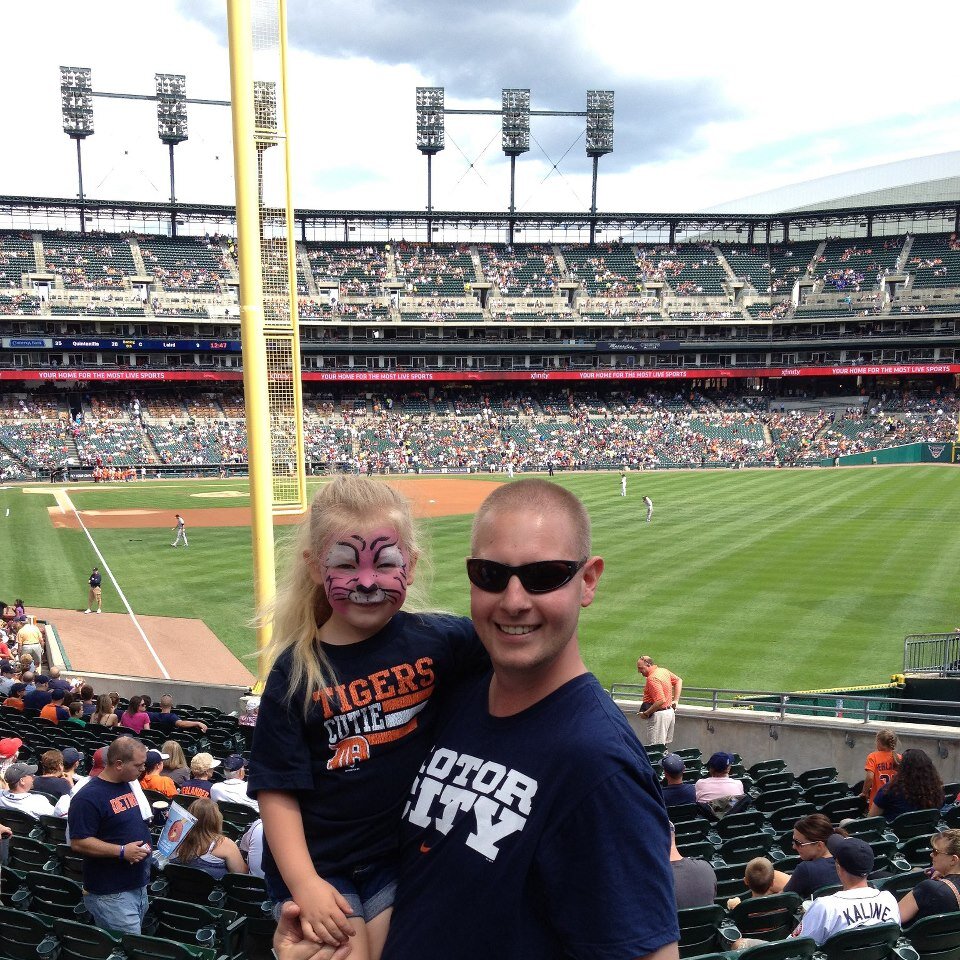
left=69, top=737, right=152, bottom=934
left=278, top=480, right=679, bottom=960
left=661, top=753, right=697, bottom=807
left=147, top=694, right=208, bottom=735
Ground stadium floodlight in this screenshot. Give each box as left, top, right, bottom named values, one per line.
left=156, top=73, right=188, bottom=145
left=501, top=88, right=530, bottom=157
left=585, top=89, right=614, bottom=158
left=60, top=66, right=94, bottom=139
left=416, top=86, right=445, bottom=155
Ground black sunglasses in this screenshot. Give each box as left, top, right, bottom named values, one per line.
left=466, top=558, right=587, bottom=594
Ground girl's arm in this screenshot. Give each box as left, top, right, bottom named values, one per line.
left=213, top=836, right=250, bottom=875
left=259, top=790, right=356, bottom=947
left=861, top=770, right=874, bottom=800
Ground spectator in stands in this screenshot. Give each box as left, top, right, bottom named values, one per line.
left=79, top=684, right=97, bottom=717
left=91, top=694, right=120, bottom=728
left=898, top=829, right=960, bottom=924
left=670, top=822, right=717, bottom=909
left=139, top=749, right=177, bottom=798
left=148, top=694, right=208, bottom=735
left=726, top=856, right=776, bottom=911
left=40, top=687, right=69, bottom=723
left=636, top=654, right=681, bottom=746
left=0, top=634, right=11, bottom=662
left=178, top=752, right=220, bottom=799
left=695, top=752, right=744, bottom=808
left=171, top=797, right=249, bottom=878
left=860, top=729, right=900, bottom=808
left=119, top=694, right=151, bottom=734
left=660, top=753, right=696, bottom=807
left=47, top=667, right=76, bottom=696
left=16, top=617, right=44, bottom=671
left=0, top=737, right=23, bottom=782
left=161, top=741, right=191, bottom=788
left=69, top=736, right=153, bottom=935
left=790, top=836, right=898, bottom=944
left=61, top=747, right=87, bottom=790
left=0, top=661, right=15, bottom=696
left=240, top=818, right=265, bottom=878
left=2, top=682, right=25, bottom=711
left=67, top=701, right=86, bottom=725
left=34, top=749, right=72, bottom=798
left=0, top=761, right=55, bottom=818
left=869, top=748, right=943, bottom=821
left=24, top=674, right=52, bottom=711
left=211, top=754, right=258, bottom=811
left=771, top=813, right=842, bottom=897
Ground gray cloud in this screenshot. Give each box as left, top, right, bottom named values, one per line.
left=182, top=0, right=735, bottom=175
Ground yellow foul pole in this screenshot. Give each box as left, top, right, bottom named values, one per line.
left=227, top=0, right=276, bottom=674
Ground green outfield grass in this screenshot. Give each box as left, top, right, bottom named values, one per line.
left=2, top=467, right=958, bottom=692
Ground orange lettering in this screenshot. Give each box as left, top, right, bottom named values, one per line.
left=415, top=657, right=435, bottom=686
left=369, top=669, right=395, bottom=701
left=348, top=678, right=373, bottom=707
left=391, top=663, right=418, bottom=695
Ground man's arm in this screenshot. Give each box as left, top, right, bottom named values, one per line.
left=174, top=719, right=208, bottom=732
left=71, top=835, right=151, bottom=863
left=636, top=946, right=679, bottom=960
left=642, top=677, right=668, bottom=717
left=670, top=674, right=682, bottom=708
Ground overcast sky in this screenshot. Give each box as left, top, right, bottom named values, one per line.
left=5, top=1, right=960, bottom=216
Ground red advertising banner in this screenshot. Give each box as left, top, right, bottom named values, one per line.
left=0, top=364, right=957, bottom=384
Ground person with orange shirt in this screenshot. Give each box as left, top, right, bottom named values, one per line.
left=139, top=750, right=177, bottom=798
left=637, top=654, right=682, bottom=746
left=861, top=729, right=900, bottom=807
left=39, top=688, right=70, bottom=724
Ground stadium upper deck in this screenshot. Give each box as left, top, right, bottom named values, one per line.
left=0, top=194, right=958, bottom=386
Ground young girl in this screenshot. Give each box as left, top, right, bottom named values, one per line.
left=860, top=729, right=900, bottom=807
left=248, top=476, right=485, bottom=960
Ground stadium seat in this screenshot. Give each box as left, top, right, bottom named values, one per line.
left=898, top=834, right=934, bottom=867
left=677, top=839, right=717, bottom=861
left=36, top=815, right=68, bottom=846
left=50, top=843, right=85, bottom=884
left=153, top=863, right=226, bottom=907
left=729, top=892, right=802, bottom=941
left=817, top=921, right=903, bottom=960
left=795, top=766, right=838, bottom=790
left=10, top=871, right=89, bottom=921
left=754, top=788, right=803, bottom=814
left=754, top=772, right=795, bottom=794
left=677, top=904, right=738, bottom=958
left=52, top=916, right=125, bottom=960
left=716, top=832, right=774, bottom=865
left=747, top=760, right=788, bottom=780
left=804, top=782, right=851, bottom=807
left=766, top=802, right=816, bottom=833
left=873, top=870, right=926, bottom=898
left=710, top=810, right=767, bottom=841
left=144, top=897, right=245, bottom=957
left=941, top=807, right=960, bottom=830
left=888, top=809, right=941, bottom=842
left=120, top=933, right=217, bottom=960
left=734, top=938, right=819, bottom=960
left=674, top=819, right=711, bottom=844
left=0, top=808, right=44, bottom=838
left=669, top=803, right=707, bottom=825
left=904, top=910, right=960, bottom=960
left=843, top=817, right=892, bottom=844
left=0, top=905, right=58, bottom=960
left=810, top=882, right=842, bottom=899
left=6, top=835, right=55, bottom=873
left=820, top=795, right=866, bottom=823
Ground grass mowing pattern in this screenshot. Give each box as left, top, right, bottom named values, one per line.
left=2, top=468, right=958, bottom=690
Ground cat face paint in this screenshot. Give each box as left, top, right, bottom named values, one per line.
left=319, top=526, right=411, bottom=615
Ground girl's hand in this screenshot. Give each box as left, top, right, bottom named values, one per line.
left=294, top=876, right=356, bottom=946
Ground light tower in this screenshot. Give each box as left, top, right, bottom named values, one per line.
left=586, top=90, right=614, bottom=244
left=156, top=73, right=188, bottom=234
left=502, top=88, right=530, bottom=245
left=60, top=66, right=95, bottom=232
left=416, top=87, right=445, bottom=233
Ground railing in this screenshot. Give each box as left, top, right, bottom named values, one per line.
left=903, top=633, right=960, bottom=677
left=609, top=682, right=960, bottom=727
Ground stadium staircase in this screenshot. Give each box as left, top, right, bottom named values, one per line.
left=896, top=235, right=915, bottom=274
left=129, top=237, right=148, bottom=277
left=713, top=246, right=740, bottom=287
left=296, top=244, right=319, bottom=296
left=553, top=244, right=569, bottom=278
left=32, top=234, right=46, bottom=272
left=468, top=245, right=484, bottom=284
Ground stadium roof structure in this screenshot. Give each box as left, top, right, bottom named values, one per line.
left=2, top=191, right=959, bottom=244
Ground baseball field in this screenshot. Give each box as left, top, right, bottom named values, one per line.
left=1, top=465, right=958, bottom=692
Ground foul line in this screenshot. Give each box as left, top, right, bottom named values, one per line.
left=60, top=487, right=171, bottom=680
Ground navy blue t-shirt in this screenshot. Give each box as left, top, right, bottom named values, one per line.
left=248, top=611, right=486, bottom=889
left=383, top=672, right=680, bottom=960
left=783, top=856, right=840, bottom=898
left=147, top=711, right=181, bottom=735
left=68, top=777, right=152, bottom=894
left=873, top=784, right=928, bottom=822
left=662, top=781, right=697, bottom=807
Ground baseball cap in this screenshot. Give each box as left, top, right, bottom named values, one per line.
left=90, top=747, right=107, bottom=776
left=61, top=747, right=83, bottom=766
left=49, top=688, right=65, bottom=701
left=223, top=754, right=246, bottom=772
left=35, top=674, right=50, bottom=685
left=145, top=750, right=170, bottom=767
left=660, top=753, right=686, bottom=776
left=707, top=751, right=734, bottom=772
left=0, top=737, right=22, bottom=759
left=0, top=662, right=13, bottom=674
left=190, top=752, right=221, bottom=773
left=4, top=762, right=38, bottom=786
left=827, top=834, right=874, bottom=877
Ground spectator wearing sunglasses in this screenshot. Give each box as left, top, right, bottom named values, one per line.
left=377, top=479, right=679, bottom=960
left=770, top=813, right=844, bottom=897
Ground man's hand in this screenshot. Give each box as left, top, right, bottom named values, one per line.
left=292, top=874, right=356, bottom=946
left=124, top=841, right=151, bottom=863
left=275, top=901, right=353, bottom=960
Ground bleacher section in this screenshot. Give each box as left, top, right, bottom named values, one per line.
left=814, top=237, right=904, bottom=292
left=562, top=243, right=641, bottom=296
left=0, top=232, right=37, bottom=286
left=138, top=236, right=232, bottom=292
left=42, top=233, right=137, bottom=290
left=477, top=244, right=562, bottom=296
left=393, top=243, right=474, bottom=296
left=907, top=233, right=960, bottom=289
left=305, top=242, right=388, bottom=296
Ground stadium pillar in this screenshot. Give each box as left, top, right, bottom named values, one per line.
left=75, top=139, right=86, bottom=235
left=227, top=0, right=277, bottom=672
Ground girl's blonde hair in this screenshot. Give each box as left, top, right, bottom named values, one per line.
left=162, top=740, right=188, bottom=772
left=174, top=797, right=223, bottom=865
left=876, top=729, right=898, bottom=752
left=259, top=475, right=427, bottom=713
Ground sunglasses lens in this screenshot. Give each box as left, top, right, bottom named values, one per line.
left=521, top=561, right=578, bottom=593
left=466, top=559, right=510, bottom=592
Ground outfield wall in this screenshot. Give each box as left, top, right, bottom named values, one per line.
left=825, top=441, right=957, bottom=467
left=617, top=703, right=960, bottom=783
